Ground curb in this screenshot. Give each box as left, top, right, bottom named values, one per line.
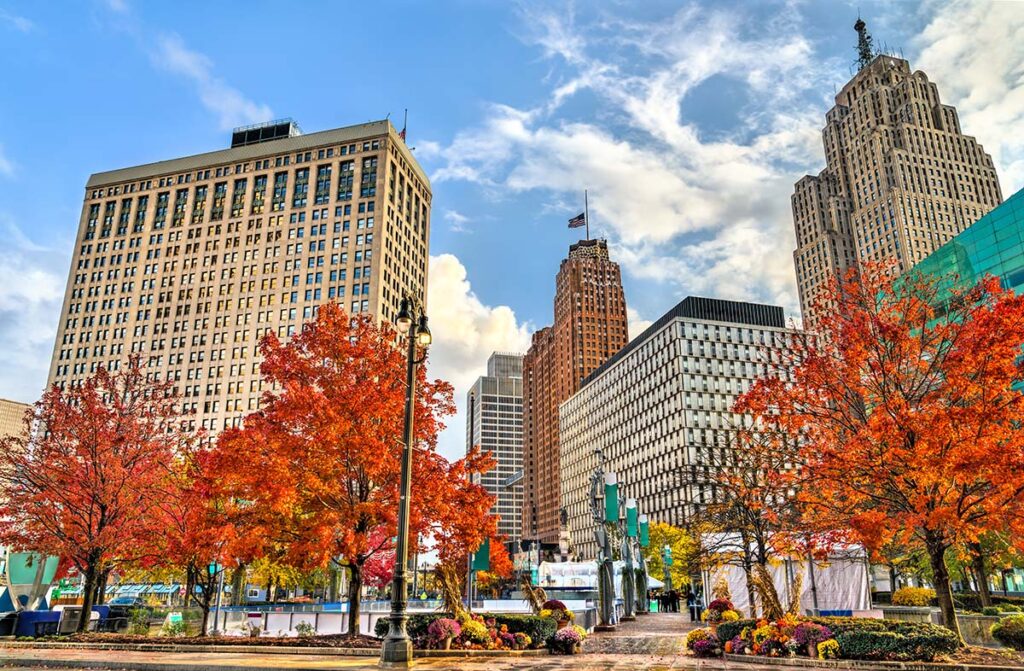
left=0, top=641, right=377, bottom=657
left=724, top=653, right=1023, bottom=671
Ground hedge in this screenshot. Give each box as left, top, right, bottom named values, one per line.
left=372, top=612, right=556, bottom=648
left=717, top=617, right=959, bottom=662
left=992, top=615, right=1024, bottom=651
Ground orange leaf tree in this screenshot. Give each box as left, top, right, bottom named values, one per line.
left=738, top=264, right=1024, bottom=640
left=0, top=357, right=191, bottom=631
left=210, top=303, right=496, bottom=633
left=145, top=445, right=234, bottom=635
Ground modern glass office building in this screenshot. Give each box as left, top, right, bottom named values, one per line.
left=913, top=187, right=1024, bottom=296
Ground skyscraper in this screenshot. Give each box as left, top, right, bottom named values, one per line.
left=559, top=297, right=797, bottom=559
left=522, top=239, right=628, bottom=548
left=792, top=20, right=1002, bottom=328
left=49, top=119, right=431, bottom=434
left=466, top=352, right=525, bottom=550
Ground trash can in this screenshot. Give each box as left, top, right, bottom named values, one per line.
left=0, top=612, right=18, bottom=636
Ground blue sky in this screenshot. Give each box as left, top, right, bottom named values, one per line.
left=1, top=0, right=1023, bottom=458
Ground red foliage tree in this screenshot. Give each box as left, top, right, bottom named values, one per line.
left=738, top=264, right=1024, bottom=640
left=0, top=357, right=191, bottom=631
left=144, top=446, right=234, bottom=635
left=361, top=529, right=395, bottom=591
left=210, top=303, right=495, bottom=633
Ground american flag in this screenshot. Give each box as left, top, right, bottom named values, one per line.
left=568, top=212, right=586, bottom=228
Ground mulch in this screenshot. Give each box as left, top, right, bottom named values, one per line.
left=61, top=632, right=382, bottom=649
left=944, top=646, right=1024, bottom=668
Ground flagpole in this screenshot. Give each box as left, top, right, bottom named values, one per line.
left=584, top=189, right=590, bottom=241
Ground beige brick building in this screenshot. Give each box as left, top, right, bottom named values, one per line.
left=523, top=239, right=628, bottom=547
left=48, top=119, right=431, bottom=433
left=0, top=399, right=31, bottom=442
left=793, top=31, right=1002, bottom=328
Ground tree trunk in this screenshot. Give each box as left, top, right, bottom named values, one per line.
left=970, top=543, right=992, bottom=607
left=184, top=572, right=194, bottom=609
left=230, top=565, right=246, bottom=607
left=94, top=569, right=109, bottom=606
left=200, top=603, right=210, bottom=637
left=78, top=562, right=98, bottom=633
left=743, top=564, right=758, bottom=619
left=926, top=541, right=963, bottom=644
left=347, top=562, right=363, bottom=636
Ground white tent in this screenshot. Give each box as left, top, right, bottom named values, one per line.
left=700, top=536, right=872, bottom=616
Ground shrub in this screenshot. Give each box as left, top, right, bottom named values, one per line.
left=835, top=626, right=958, bottom=662
left=983, top=606, right=1002, bottom=616
left=992, top=614, right=1024, bottom=651
left=1000, top=604, right=1023, bottom=614
left=891, top=587, right=936, bottom=607
left=490, top=614, right=556, bottom=647
left=294, top=621, right=315, bottom=637
left=717, top=618, right=756, bottom=643
left=162, top=620, right=188, bottom=637
left=127, top=608, right=150, bottom=636
left=374, top=613, right=446, bottom=640
left=548, top=626, right=582, bottom=654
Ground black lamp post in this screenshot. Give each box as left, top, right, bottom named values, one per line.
left=380, top=296, right=431, bottom=667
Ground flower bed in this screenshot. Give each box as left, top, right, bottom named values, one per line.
left=715, top=615, right=958, bottom=662
left=373, top=612, right=555, bottom=652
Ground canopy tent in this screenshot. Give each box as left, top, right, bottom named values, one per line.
left=537, top=561, right=663, bottom=596
left=700, top=535, right=871, bottom=616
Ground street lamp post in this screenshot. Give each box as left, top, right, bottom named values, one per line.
left=380, top=297, right=431, bottom=668
left=620, top=498, right=637, bottom=621
left=636, top=514, right=650, bottom=614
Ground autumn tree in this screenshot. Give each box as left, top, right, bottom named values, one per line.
left=738, top=264, right=1024, bottom=641
left=0, top=357, right=191, bottom=631
left=210, top=304, right=494, bottom=634
left=143, top=445, right=234, bottom=635
left=691, top=426, right=814, bottom=619
left=642, top=522, right=696, bottom=592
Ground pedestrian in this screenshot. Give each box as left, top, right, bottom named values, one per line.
left=686, top=589, right=697, bottom=621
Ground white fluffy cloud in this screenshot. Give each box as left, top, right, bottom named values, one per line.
left=0, top=219, right=69, bottom=403
left=426, top=254, right=532, bottom=460
left=914, top=0, right=1024, bottom=191
left=423, top=4, right=836, bottom=318
left=152, top=34, right=273, bottom=131
left=0, top=9, right=32, bottom=32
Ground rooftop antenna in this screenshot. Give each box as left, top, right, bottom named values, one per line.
left=854, top=15, right=876, bottom=70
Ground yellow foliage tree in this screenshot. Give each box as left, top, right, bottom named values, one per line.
left=643, top=522, right=696, bottom=589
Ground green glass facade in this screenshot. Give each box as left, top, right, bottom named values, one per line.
left=914, top=188, right=1024, bottom=297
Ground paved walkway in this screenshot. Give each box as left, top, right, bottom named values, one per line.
left=0, top=614, right=721, bottom=671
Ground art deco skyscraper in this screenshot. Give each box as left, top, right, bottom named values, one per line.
left=522, top=239, right=628, bottom=548
left=466, top=352, right=525, bottom=551
left=49, top=119, right=431, bottom=434
left=792, top=20, right=1002, bottom=327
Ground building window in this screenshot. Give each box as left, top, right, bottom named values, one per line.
left=231, top=178, right=247, bottom=218
left=211, top=182, right=227, bottom=221
left=360, top=157, right=378, bottom=198
left=172, top=189, right=188, bottom=228
left=252, top=175, right=267, bottom=214
left=272, top=172, right=287, bottom=212
left=292, top=168, right=309, bottom=208
left=314, top=164, right=331, bottom=205
left=337, top=160, right=354, bottom=201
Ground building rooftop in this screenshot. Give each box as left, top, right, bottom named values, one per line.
left=86, top=119, right=428, bottom=189
left=581, top=296, right=787, bottom=387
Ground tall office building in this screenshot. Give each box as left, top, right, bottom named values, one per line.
left=559, top=297, right=797, bottom=559
left=48, top=119, right=431, bottom=433
left=0, top=399, right=31, bottom=442
left=523, top=239, right=628, bottom=547
left=793, top=20, right=1002, bottom=328
left=466, top=352, right=525, bottom=549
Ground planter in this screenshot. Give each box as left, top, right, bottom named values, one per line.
left=557, top=620, right=570, bottom=631
left=808, top=643, right=818, bottom=659
left=710, top=622, right=719, bottom=635
left=442, top=637, right=452, bottom=651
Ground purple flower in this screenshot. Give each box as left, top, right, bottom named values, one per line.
left=692, top=638, right=722, bottom=658
left=427, top=618, right=461, bottom=641
left=793, top=622, right=833, bottom=646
